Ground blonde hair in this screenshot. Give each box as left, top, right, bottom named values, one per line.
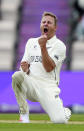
left=42, top=11, right=58, bottom=26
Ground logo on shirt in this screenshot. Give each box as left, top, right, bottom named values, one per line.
left=34, top=45, right=37, bottom=48
left=47, top=47, right=52, bottom=50
left=54, top=55, right=59, bottom=60
left=30, top=56, right=42, bottom=63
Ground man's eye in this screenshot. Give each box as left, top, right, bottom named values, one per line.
left=42, top=21, right=46, bottom=24
left=48, top=21, right=51, bottom=24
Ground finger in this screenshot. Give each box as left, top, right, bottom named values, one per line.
left=21, top=62, right=27, bottom=66
left=21, top=61, right=27, bottom=64
left=43, top=34, right=47, bottom=38
left=41, top=35, right=47, bottom=39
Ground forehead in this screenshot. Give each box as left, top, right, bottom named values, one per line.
left=41, top=15, right=54, bottom=22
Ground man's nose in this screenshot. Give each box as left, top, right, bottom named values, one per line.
left=44, top=22, right=48, bottom=26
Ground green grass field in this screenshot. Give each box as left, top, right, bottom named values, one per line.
left=0, top=113, right=84, bottom=131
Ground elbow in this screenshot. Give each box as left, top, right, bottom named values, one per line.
left=45, top=66, right=56, bottom=72
left=46, top=69, right=53, bottom=72
left=46, top=69, right=51, bottom=72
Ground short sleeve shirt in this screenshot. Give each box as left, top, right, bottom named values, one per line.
left=21, top=35, right=66, bottom=85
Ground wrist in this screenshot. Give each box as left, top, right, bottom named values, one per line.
left=40, top=45, right=46, bottom=51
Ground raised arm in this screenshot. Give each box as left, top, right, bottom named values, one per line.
left=38, top=35, right=56, bottom=72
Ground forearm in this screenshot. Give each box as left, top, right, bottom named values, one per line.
left=41, top=47, right=56, bottom=72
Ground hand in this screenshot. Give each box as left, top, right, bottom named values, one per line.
left=38, top=35, right=47, bottom=48
left=20, top=61, right=30, bottom=73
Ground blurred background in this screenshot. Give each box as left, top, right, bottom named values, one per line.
left=0, top=0, right=84, bottom=114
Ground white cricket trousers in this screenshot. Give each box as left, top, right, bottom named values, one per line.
left=12, top=71, right=68, bottom=123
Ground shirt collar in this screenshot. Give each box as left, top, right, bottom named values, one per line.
left=47, top=35, right=57, bottom=45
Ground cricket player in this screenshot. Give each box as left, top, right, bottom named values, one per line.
left=12, top=11, right=71, bottom=123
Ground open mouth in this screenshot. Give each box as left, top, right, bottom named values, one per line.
left=44, top=28, right=48, bottom=33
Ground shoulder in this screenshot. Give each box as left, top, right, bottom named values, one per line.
left=27, top=37, right=38, bottom=43
left=56, top=38, right=66, bottom=49
left=26, top=37, right=39, bottom=47
left=55, top=38, right=66, bottom=51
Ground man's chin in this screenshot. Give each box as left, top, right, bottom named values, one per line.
left=43, top=32, right=48, bottom=36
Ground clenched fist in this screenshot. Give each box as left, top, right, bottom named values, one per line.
left=20, top=61, right=30, bottom=74
left=38, top=35, right=47, bottom=48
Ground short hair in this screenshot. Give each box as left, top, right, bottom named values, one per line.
left=42, top=11, right=58, bottom=26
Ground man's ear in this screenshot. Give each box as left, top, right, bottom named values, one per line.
left=40, top=24, right=41, bottom=30
left=55, top=25, right=57, bottom=32
left=40, top=22, right=42, bottom=32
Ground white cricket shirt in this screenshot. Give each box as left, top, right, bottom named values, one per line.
left=21, top=35, right=66, bottom=85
